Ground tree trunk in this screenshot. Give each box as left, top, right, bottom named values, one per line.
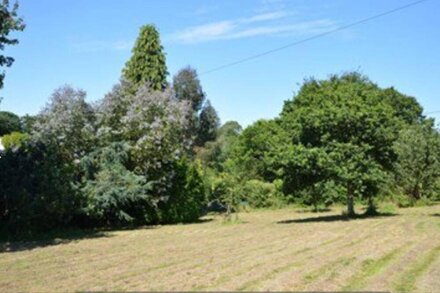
left=347, top=184, right=355, bottom=217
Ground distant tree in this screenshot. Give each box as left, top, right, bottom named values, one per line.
left=123, top=25, right=168, bottom=91
left=0, top=0, right=25, bottom=89
left=0, top=110, right=20, bottom=135
left=20, top=114, right=36, bottom=134
left=33, top=85, right=96, bottom=161
left=196, top=120, right=242, bottom=171
left=394, top=120, right=440, bottom=200
left=197, top=100, right=219, bottom=146
left=233, top=119, right=288, bottom=181
left=172, top=66, right=205, bottom=112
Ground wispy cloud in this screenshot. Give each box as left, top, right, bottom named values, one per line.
left=71, top=40, right=132, bottom=53
left=168, top=11, right=337, bottom=44
left=257, top=0, right=289, bottom=13
left=191, top=5, right=219, bottom=16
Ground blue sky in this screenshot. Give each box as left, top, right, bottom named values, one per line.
left=1, top=0, right=439, bottom=127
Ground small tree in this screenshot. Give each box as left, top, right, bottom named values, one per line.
left=394, top=121, right=440, bottom=200
left=80, top=143, right=154, bottom=226
left=123, top=25, right=168, bottom=91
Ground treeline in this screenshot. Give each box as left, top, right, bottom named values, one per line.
left=1, top=24, right=440, bottom=235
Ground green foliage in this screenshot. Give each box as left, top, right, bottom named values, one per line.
left=0, top=0, right=25, bottom=89
left=0, top=111, right=21, bottom=135
left=233, top=119, right=288, bottom=181
left=196, top=120, right=242, bottom=171
left=278, top=72, right=421, bottom=215
left=20, top=114, right=37, bottom=134
left=173, top=66, right=205, bottom=112
left=1, top=131, right=28, bottom=150
left=393, top=121, right=440, bottom=200
left=394, top=245, right=440, bottom=292
left=159, top=159, right=206, bottom=223
left=80, top=143, right=154, bottom=226
left=196, top=100, right=220, bottom=146
left=0, top=139, right=78, bottom=234
left=241, top=179, right=285, bottom=209
left=123, top=25, right=168, bottom=91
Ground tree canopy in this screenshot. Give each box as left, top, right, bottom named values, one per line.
left=123, top=25, right=168, bottom=92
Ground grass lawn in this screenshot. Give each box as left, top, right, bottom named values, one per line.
left=1, top=204, right=440, bottom=292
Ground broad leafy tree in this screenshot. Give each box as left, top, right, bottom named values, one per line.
left=279, top=73, right=421, bottom=216
left=121, top=86, right=192, bottom=195
left=33, top=85, right=96, bottom=161
left=197, top=120, right=242, bottom=171
left=0, top=110, right=20, bottom=135
left=233, top=119, right=288, bottom=181
left=394, top=120, right=440, bottom=200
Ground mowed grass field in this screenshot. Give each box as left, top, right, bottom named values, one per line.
left=1, top=204, right=440, bottom=292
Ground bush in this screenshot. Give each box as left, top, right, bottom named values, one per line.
left=1, top=132, right=29, bottom=150
left=0, top=140, right=78, bottom=235
left=392, top=193, right=415, bottom=208
left=159, top=159, right=206, bottom=223
left=242, top=179, right=285, bottom=209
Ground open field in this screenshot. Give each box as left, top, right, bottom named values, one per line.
left=1, top=204, right=440, bottom=292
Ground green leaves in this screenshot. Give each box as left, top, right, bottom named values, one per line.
left=123, top=25, right=168, bottom=92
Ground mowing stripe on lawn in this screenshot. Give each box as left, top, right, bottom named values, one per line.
left=393, top=245, right=440, bottom=293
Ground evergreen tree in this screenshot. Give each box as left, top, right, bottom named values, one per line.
left=123, top=25, right=168, bottom=91
left=172, top=66, right=205, bottom=112
left=197, top=100, right=219, bottom=146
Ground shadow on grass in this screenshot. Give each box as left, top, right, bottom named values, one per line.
left=432, top=213, right=440, bottom=217
left=277, top=212, right=398, bottom=224
left=0, top=217, right=214, bottom=253
left=295, top=207, right=332, bottom=213
left=0, top=224, right=162, bottom=253
left=0, top=229, right=116, bottom=253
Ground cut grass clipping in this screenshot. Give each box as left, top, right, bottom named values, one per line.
left=342, top=246, right=404, bottom=291
left=393, top=245, right=440, bottom=292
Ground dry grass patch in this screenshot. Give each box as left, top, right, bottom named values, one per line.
left=1, top=205, right=439, bottom=292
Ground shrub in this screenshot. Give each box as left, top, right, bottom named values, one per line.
left=1, top=131, right=29, bottom=150
left=159, top=159, right=206, bottom=223
left=242, top=179, right=285, bottom=209
left=0, top=139, right=78, bottom=234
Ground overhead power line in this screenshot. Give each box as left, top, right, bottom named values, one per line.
left=200, top=0, right=429, bottom=76
left=425, top=111, right=440, bottom=115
